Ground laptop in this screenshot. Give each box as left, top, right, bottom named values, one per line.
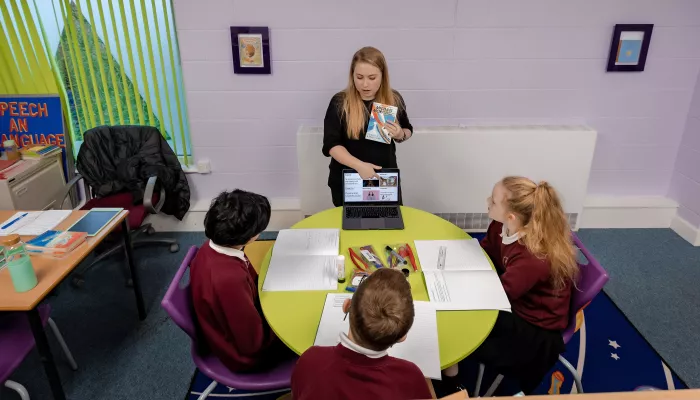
left=342, top=168, right=404, bottom=230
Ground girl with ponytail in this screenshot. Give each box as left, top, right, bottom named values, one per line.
left=465, top=177, right=578, bottom=394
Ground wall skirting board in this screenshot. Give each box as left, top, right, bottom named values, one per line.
left=148, top=195, right=699, bottom=246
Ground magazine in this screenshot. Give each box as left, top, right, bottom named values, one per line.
left=365, top=102, right=398, bottom=144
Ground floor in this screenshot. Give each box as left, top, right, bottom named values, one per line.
left=4, top=229, right=700, bottom=399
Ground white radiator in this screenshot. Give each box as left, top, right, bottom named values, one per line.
left=297, top=125, right=597, bottom=230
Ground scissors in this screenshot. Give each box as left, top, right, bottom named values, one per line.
left=349, top=248, right=370, bottom=272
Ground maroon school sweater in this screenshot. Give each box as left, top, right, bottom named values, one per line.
left=480, top=221, right=571, bottom=331
left=191, top=241, right=279, bottom=372
left=292, top=344, right=432, bottom=400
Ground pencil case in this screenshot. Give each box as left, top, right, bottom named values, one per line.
left=349, top=245, right=385, bottom=270
left=384, top=243, right=417, bottom=273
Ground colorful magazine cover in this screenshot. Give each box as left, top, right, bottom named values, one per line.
left=26, top=230, right=87, bottom=256
left=365, top=102, right=398, bottom=144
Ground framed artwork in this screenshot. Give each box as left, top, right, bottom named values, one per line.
left=230, top=26, right=271, bottom=74
left=606, top=24, right=653, bottom=72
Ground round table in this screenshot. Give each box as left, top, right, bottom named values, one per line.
left=258, top=206, right=498, bottom=369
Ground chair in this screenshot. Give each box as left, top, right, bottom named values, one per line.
left=475, top=233, right=610, bottom=397
left=161, top=246, right=296, bottom=400
left=0, top=305, right=78, bottom=400
left=51, top=135, right=180, bottom=289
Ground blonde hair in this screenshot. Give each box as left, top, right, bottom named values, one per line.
left=501, top=176, right=578, bottom=290
left=342, top=47, right=400, bottom=139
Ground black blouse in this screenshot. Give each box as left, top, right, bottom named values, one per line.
left=322, top=90, right=413, bottom=187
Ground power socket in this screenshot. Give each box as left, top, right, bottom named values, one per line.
left=196, top=159, right=211, bottom=174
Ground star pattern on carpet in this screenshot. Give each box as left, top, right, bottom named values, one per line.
left=608, top=339, right=621, bottom=349
left=227, top=386, right=235, bottom=392
left=611, top=353, right=620, bottom=360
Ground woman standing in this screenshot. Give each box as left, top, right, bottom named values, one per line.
left=322, top=47, right=413, bottom=207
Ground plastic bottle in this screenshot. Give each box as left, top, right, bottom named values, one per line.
left=2, top=234, right=37, bottom=292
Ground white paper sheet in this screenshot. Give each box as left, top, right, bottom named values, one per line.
left=262, top=229, right=341, bottom=291
left=313, top=294, right=442, bottom=380
left=0, top=210, right=72, bottom=236
left=423, top=270, right=511, bottom=311
left=272, top=229, right=339, bottom=256
left=415, top=239, right=492, bottom=271
left=262, top=254, right=338, bottom=291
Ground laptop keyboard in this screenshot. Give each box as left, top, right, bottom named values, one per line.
left=346, top=206, right=399, bottom=219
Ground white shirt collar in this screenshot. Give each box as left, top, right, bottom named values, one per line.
left=209, top=240, right=247, bottom=261
left=500, top=223, right=520, bottom=245
left=339, top=332, right=388, bottom=359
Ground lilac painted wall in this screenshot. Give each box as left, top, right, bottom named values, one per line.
left=172, top=0, right=700, bottom=203
left=669, top=75, right=700, bottom=228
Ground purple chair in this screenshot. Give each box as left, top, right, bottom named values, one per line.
left=161, top=246, right=297, bottom=400
left=0, top=304, right=78, bottom=400
left=476, top=233, right=610, bottom=396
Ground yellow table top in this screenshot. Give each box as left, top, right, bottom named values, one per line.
left=258, top=206, right=498, bottom=369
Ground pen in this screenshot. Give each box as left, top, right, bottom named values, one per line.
left=2, top=213, right=28, bottom=230
left=385, top=246, right=407, bottom=265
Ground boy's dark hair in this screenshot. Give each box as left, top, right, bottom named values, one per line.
left=204, top=189, right=271, bottom=247
left=349, top=268, right=415, bottom=351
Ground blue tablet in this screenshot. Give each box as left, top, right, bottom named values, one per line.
left=67, top=208, right=123, bottom=236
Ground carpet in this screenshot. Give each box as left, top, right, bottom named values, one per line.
left=185, top=236, right=688, bottom=399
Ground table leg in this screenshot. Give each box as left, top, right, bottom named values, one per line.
left=27, top=308, right=66, bottom=400
left=122, top=218, right=146, bottom=320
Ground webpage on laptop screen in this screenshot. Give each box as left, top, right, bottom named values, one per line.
left=344, top=172, right=399, bottom=203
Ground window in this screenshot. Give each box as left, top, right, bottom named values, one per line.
left=1, top=0, right=192, bottom=164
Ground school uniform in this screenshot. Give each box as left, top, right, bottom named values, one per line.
left=470, top=221, right=572, bottom=394
left=191, top=241, right=288, bottom=372
left=322, top=91, right=413, bottom=207
left=291, top=332, right=432, bottom=400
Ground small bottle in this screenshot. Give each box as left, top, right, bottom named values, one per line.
left=2, top=234, right=37, bottom=293
left=336, top=255, right=346, bottom=283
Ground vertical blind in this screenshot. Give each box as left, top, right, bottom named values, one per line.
left=0, top=0, right=191, bottom=165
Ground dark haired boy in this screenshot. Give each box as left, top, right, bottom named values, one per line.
left=291, top=268, right=432, bottom=400
left=191, top=189, right=282, bottom=372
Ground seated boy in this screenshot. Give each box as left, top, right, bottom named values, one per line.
left=191, top=189, right=283, bottom=372
left=291, top=268, right=432, bottom=400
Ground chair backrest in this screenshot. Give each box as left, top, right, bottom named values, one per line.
left=562, top=234, right=610, bottom=343
left=161, top=246, right=199, bottom=340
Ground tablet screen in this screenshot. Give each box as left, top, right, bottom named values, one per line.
left=67, top=209, right=122, bottom=236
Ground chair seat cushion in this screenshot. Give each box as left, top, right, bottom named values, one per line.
left=82, top=192, right=158, bottom=229
left=0, top=304, right=51, bottom=383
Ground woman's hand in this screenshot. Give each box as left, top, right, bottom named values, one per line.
left=385, top=121, right=405, bottom=141
left=356, top=162, right=382, bottom=180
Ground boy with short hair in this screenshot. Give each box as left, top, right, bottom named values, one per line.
left=191, top=189, right=283, bottom=372
left=291, top=268, right=432, bottom=400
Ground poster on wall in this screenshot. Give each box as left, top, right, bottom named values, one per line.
left=0, top=95, right=73, bottom=180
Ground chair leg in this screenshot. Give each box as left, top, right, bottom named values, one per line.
left=4, top=380, right=30, bottom=400
left=47, top=318, right=78, bottom=371
left=483, top=374, right=503, bottom=397
left=559, top=355, right=583, bottom=394
left=474, top=363, right=485, bottom=397
left=198, top=381, right=218, bottom=400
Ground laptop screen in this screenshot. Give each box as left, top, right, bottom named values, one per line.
left=343, top=171, right=399, bottom=203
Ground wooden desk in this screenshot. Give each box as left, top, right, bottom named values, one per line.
left=0, top=210, right=146, bottom=400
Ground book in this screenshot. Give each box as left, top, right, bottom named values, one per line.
left=20, top=145, right=62, bottom=159
left=365, top=102, right=398, bottom=144
left=262, top=229, right=340, bottom=291
left=25, top=230, right=88, bottom=257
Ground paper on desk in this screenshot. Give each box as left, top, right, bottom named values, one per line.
left=262, top=254, right=338, bottom=291
left=423, top=270, right=511, bottom=311
left=415, top=239, right=492, bottom=271
left=314, top=294, right=442, bottom=380
left=272, top=229, right=339, bottom=256
left=0, top=210, right=72, bottom=236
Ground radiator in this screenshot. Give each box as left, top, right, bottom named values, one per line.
left=297, top=125, right=597, bottom=230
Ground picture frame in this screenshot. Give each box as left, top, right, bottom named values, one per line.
left=230, top=26, right=271, bottom=74
left=606, top=24, right=653, bottom=72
